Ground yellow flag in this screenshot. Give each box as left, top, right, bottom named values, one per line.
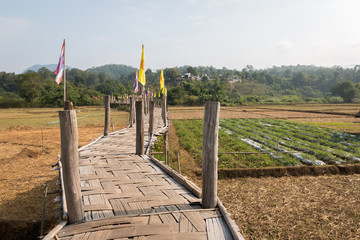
left=138, top=44, right=146, bottom=86
left=160, top=68, right=165, bottom=94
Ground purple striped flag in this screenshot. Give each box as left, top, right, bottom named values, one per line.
left=54, top=40, right=65, bottom=85
left=133, top=70, right=138, bottom=93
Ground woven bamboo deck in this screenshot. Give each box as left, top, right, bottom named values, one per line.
left=49, top=108, right=242, bottom=240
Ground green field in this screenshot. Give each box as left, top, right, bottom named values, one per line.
left=173, top=118, right=360, bottom=168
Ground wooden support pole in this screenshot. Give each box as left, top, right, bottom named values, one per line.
left=167, top=132, right=170, bottom=165
left=177, top=151, right=181, bottom=174
left=146, top=96, right=149, bottom=114
left=132, top=96, right=136, bottom=124
left=149, top=101, right=154, bottom=138
left=164, top=132, right=169, bottom=165
left=162, top=95, right=167, bottom=126
left=202, top=101, right=220, bottom=209
left=41, top=127, right=44, bottom=150
left=104, top=95, right=110, bottom=136
left=40, top=183, right=48, bottom=237
left=111, top=118, right=115, bottom=132
left=146, top=96, right=149, bottom=115
left=129, top=96, right=134, bottom=127
left=144, top=95, right=148, bottom=115
left=135, top=101, right=144, bottom=155
left=59, top=110, right=84, bottom=223
left=64, top=100, right=73, bottom=110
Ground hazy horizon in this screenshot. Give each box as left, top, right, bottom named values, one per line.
left=1, top=0, right=360, bottom=74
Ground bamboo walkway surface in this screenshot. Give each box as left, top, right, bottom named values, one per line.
left=52, top=108, right=241, bottom=240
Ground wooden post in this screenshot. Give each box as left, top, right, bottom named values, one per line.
left=167, top=132, right=170, bottom=165
left=144, top=95, right=148, bottom=115
left=164, top=132, right=169, bottom=165
left=132, top=96, right=136, bottom=124
left=149, top=101, right=154, bottom=138
left=129, top=96, right=134, bottom=127
left=64, top=100, right=73, bottom=110
left=177, top=151, right=181, bottom=174
left=59, top=110, right=84, bottom=223
left=41, top=127, right=44, bottom=150
left=162, top=95, right=167, bottom=126
left=104, top=95, right=110, bottom=136
left=202, top=101, right=220, bottom=209
left=146, top=96, right=149, bottom=115
left=111, top=118, right=115, bottom=132
left=135, top=101, right=144, bottom=155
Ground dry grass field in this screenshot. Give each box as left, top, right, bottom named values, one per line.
left=0, top=103, right=359, bottom=239
left=0, top=107, right=129, bottom=238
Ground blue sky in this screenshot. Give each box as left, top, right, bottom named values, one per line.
left=1, top=0, right=360, bottom=73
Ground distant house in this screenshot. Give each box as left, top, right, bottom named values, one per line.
left=183, top=73, right=192, bottom=79
left=228, top=75, right=242, bottom=83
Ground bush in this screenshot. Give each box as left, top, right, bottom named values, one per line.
left=0, top=96, right=27, bottom=108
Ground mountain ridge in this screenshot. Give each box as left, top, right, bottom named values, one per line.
left=23, top=64, right=73, bottom=73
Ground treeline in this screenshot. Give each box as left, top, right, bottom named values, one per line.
left=1, top=64, right=360, bottom=108
left=0, top=68, right=124, bottom=107
left=167, top=65, right=360, bottom=105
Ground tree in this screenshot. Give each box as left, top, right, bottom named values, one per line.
left=96, top=79, right=125, bottom=96
left=0, top=72, right=17, bottom=92
left=164, top=68, right=180, bottom=85
left=291, top=72, right=310, bottom=87
left=186, top=66, right=199, bottom=76
left=40, top=81, right=63, bottom=107
left=98, top=72, right=108, bottom=83
left=96, top=79, right=117, bottom=95
left=331, top=81, right=359, bottom=103
left=87, top=73, right=100, bottom=87
left=15, top=72, right=44, bottom=104
left=38, top=67, right=53, bottom=79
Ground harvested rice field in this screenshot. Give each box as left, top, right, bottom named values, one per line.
left=1, top=104, right=360, bottom=239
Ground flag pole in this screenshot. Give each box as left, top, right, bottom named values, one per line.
left=63, top=39, right=66, bottom=103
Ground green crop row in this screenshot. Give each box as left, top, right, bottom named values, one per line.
left=220, top=119, right=360, bottom=165
left=172, top=119, right=293, bottom=168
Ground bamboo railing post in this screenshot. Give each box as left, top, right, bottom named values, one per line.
left=111, top=118, right=115, bottom=132
left=132, top=96, right=136, bottom=124
left=162, top=95, right=167, bottom=126
left=129, top=96, right=134, bottom=127
left=59, top=109, right=84, bottom=223
left=104, top=95, right=110, bottom=136
left=177, top=151, right=181, bottom=174
left=147, top=96, right=149, bottom=114
left=202, top=101, right=220, bottom=209
left=147, top=96, right=149, bottom=115
left=164, top=132, right=169, bottom=165
left=64, top=100, right=73, bottom=110
left=41, top=127, right=44, bottom=150
left=149, top=101, right=154, bottom=138
left=136, top=101, right=144, bottom=155
left=144, top=95, right=148, bottom=115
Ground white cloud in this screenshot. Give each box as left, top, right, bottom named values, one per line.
left=277, top=40, right=294, bottom=50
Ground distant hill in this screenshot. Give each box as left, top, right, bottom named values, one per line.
left=23, top=64, right=73, bottom=73
left=86, top=64, right=137, bottom=79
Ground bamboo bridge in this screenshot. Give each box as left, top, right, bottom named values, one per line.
left=43, top=97, right=244, bottom=240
